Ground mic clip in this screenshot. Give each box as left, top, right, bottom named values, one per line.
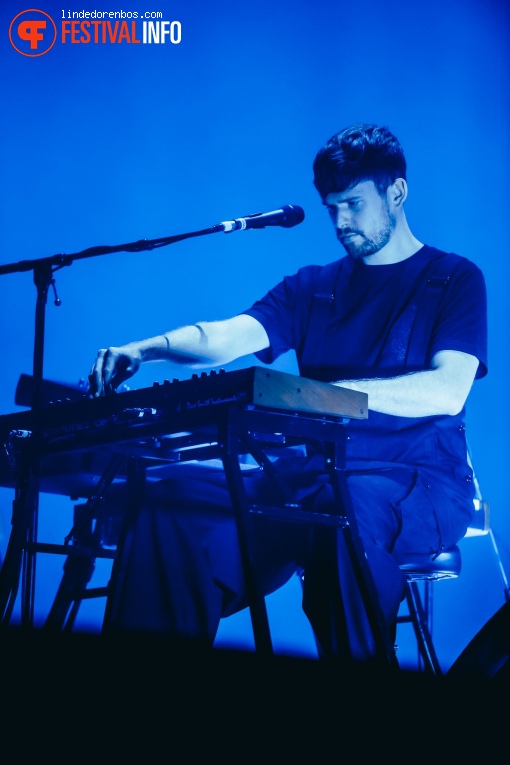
left=221, top=213, right=263, bottom=233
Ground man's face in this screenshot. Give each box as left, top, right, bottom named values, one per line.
left=323, top=180, right=397, bottom=259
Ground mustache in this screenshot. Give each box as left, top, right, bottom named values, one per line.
left=336, top=228, right=362, bottom=240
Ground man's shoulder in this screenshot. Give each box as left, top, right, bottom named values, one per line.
left=280, top=258, right=350, bottom=300
left=292, top=256, right=349, bottom=283
left=414, top=248, right=487, bottom=322
left=423, top=245, right=481, bottom=271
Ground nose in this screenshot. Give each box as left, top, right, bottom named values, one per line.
left=332, top=206, right=352, bottom=230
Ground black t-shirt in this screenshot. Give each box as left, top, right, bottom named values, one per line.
left=242, top=245, right=487, bottom=493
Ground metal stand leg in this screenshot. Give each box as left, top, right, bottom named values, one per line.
left=217, top=412, right=398, bottom=667
left=44, top=455, right=126, bottom=631
left=0, top=434, right=38, bottom=627
left=102, top=457, right=147, bottom=632
left=44, top=544, right=98, bottom=631
left=220, top=412, right=273, bottom=656
left=326, top=444, right=399, bottom=667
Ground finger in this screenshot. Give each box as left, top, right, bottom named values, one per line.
left=109, top=368, right=131, bottom=391
left=108, top=359, right=138, bottom=391
left=101, top=348, right=139, bottom=393
left=101, top=348, right=118, bottom=385
left=88, top=348, right=107, bottom=397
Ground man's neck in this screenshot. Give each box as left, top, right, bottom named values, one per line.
left=363, top=219, right=423, bottom=266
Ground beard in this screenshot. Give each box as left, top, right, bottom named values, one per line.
left=338, top=204, right=396, bottom=259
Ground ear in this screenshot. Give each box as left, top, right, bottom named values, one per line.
left=388, top=178, right=407, bottom=209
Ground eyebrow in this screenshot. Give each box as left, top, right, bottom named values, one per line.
left=322, top=196, right=362, bottom=206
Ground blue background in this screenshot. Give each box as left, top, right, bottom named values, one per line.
left=0, top=0, right=509, bottom=671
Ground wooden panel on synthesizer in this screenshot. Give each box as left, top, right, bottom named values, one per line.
left=251, top=368, right=367, bottom=420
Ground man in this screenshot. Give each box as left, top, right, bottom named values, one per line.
left=89, top=124, right=487, bottom=662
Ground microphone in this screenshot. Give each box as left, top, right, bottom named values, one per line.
left=219, top=204, right=305, bottom=233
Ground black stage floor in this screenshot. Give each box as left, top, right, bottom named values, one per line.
left=1, top=626, right=508, bottom=759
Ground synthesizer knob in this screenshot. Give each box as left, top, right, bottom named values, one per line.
left=210, top=370, right=217, bottom=376
left=200, top=371, right=207, bottom=378
left=192, top=373, right=198, bottom=380
left=152, top=381, right=160, bottom=387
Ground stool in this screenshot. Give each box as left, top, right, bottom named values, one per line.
left=396, top=497, right=490, bottom=675
left=396, top=546, right=462, bottom=675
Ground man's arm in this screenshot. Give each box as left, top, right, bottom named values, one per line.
left=335, top=350, right=479, bottom=417
left=88, top=314, right=270, bottom=396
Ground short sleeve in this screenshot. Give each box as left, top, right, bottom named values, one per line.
left=241, top=265, right=322, bottom=364
left=430, top=259, right=488, bottom=378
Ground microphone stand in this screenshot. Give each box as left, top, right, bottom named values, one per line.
left=0, top=223, right=227, bottom=627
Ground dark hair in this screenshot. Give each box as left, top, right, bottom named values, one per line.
left=313, top=124, right=407, bottom=198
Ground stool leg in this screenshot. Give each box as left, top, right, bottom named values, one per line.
left=405, top=581, right=443, bottom=675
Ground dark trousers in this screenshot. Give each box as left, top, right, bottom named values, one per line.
left=104, top=455, right=470, bottom=661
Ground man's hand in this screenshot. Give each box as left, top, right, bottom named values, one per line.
left=86, top=315, right=270, bottom=398
left=88, top=345, right=142, bottom=397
